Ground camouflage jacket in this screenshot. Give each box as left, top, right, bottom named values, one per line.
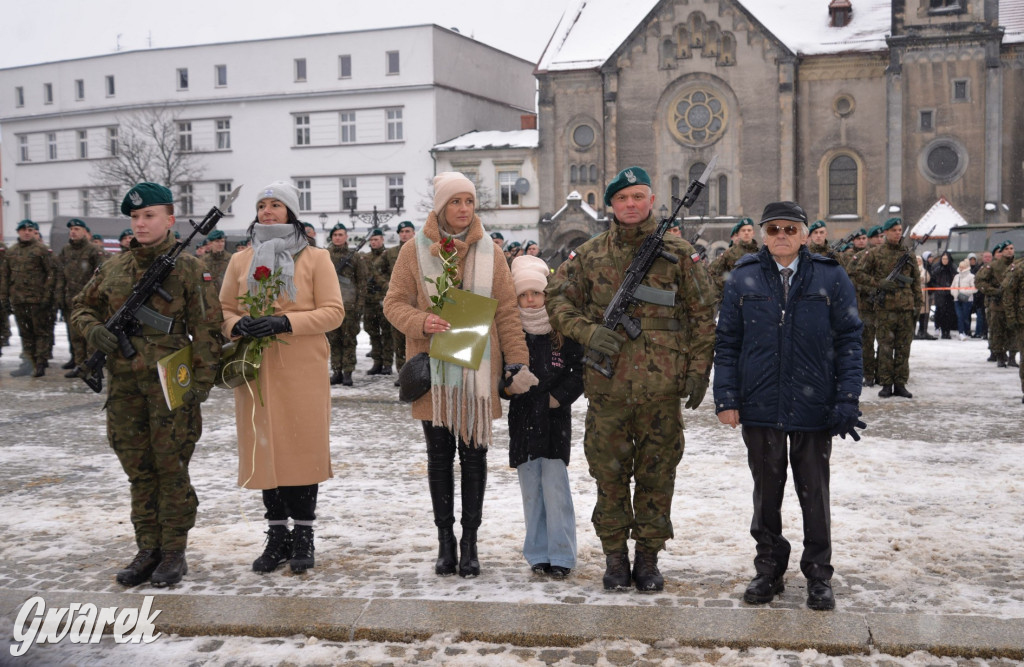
left=1, top=238, right=56, bottom=306
left=975, top=256, right=1013, bottom=311
left=808, top=240, right=840, bottom=261
left=201, top=250, right=233, bottom=295
left=547, top=213, right=716, bottom=401
left=56, top=238, right=106, bottom=307
left=852, top=239, right=923, bottom=312
left=844, top=248, right=876, bottom=311
left=328, top=244, right=367, bottom=313
left=999, top=259, right=1024, bottom=327
left=365, top=245, right=393, bottom=305
left=708, top=239, right=758, bottom=299
left=71, top=232, right=224, bottom=385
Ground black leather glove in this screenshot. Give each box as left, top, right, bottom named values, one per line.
left=182, top=382, right=212, bottom=406
left=828, top=402, right=867, bottom=441
left=232, top=316, right=255, bottom=337
left=86, top=325, right=119, bottom=355
left=235, top=315, right=291, bottom=338
left=588, top=327, right=625, bottom=357
left=683, top=375, right=709, bottom=410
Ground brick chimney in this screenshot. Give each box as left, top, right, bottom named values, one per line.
left=521, top=114, right=537, bottom=130
left=829, top=0, right=852, bottom=27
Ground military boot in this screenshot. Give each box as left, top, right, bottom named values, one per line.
left=878, top=385, right=893, bottom=398
left=341, top=372, right=353, bottom=386
left=10, top=360, right=33, bottom=377
left=290, top=526, right=315, bottom=573
left=64, top=367, right=80, bottom=378
left=893, top=384, right=913, bottom=399
left=330, top=370, right=344, bottom=385
left=150, top=550, right=188, bottom=587
left=987, top=352, right=998, bottom=362
left=603, top=552, right=631, bottom=590
left=32, top=362, right=46, bottom=377
left=997, top=353, right=1008, bottom=368
left=252, top=525, right=293, bottom=573
left=632, top=550, right=664, bottom=592
left=366, top=362, right=383, bottom=375
left=1008, top=353, right=1019, bottom=368
left=378, top=365, right=392, bottom=375
left=61, top=359, right=77, bottom=370
left=116, top=549, right=162, bottom=587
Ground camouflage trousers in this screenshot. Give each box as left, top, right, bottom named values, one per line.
left=364, top=300, right=394, bottom=367
left=875, top=310, right=915, bottom=385
left=328, top=310, right=361, bottom=374
left=583, top=394, right=684, bottom=554
left=986, top=308, right=1016, bottom=355
left=62, top=308, right=89, bottom=365
left=860, top=309, right=877, bottom=382
left=0, top=301, right=10, bottom=344
left=11, top=302, right=53, bottom=364
left=107, top=371, right=201, bottom=551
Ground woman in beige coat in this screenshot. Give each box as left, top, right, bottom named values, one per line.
left=383, top=172, right=535, bottom=578
left=220, top=181, right=345, bottom=575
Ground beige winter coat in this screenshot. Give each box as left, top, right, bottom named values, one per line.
left=383, top=212, right=528, bottom=429
left=220, top=245, right=345, bottom=489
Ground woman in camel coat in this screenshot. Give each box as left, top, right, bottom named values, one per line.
left=220, top=181, right=344, bottom=575
left=383, top=171, right=533, bottom=578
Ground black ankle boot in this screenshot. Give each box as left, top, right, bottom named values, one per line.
left=459, top=529, right=479, bottom=577
left=252, top=525, right=292, bottom=573
left=290, top=526, right=315, bottom=573
left=436, top=527, right=457, bottom=576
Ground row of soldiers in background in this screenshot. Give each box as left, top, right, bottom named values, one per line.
left=489, top=232, right=542, bottom=267
left=975, top=241, right=1024, bottom=403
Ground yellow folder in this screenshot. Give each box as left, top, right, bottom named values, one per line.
left=157, top=344, right=194, bottom=411
left=428, top=288, right=498, bottom=370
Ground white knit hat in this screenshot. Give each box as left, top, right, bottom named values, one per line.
left=256, top=181, right=300, bottom=217
left=511, top=255, right=550, bottom=296
left=432, top=172, right=476, bottom=214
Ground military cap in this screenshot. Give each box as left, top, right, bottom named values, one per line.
left=330, top=222, right=347, bottom=233
left=993, top=240, right=1007, bottom=252
left=808, top=219, right=826, bottom=233
left=119, top=228, right=135, bottom=240
left=668, top=218, right=681, bottom=229
left=16, top=219, right=35, bottom=231
left=397, top=221, right=415, bottom=232
left=174, top=230, right=181, bottom=239
left=121, top=182, right=173, bottom=216
left=490, top=231, right=505, bottom=241
left=604, top=166, right=651, bottom=206
left=206, top=229, right=226, bottom=241
left=369, top=228, right=384, bottom=238
left=730, top=217, right=754, bottom=236
left=524, top=240, right=538, bottom=251
left=867, top=225, right=882, bottom=238
left=92, top=233, right=104, bottom=241
left=759, top=201, right=808, bottom=226
left=506, top=241, right=522, bottom=251
left=66, top=218, right=89, bottom=230
left=856, top=228, right=868, bottom=237
left=880, top=217, right=902, bottom=232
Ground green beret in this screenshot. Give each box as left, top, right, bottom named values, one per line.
left=506, top=241, right=522, bottom=250
left=397, top=221, right=415, bottom=232
left=330, top=223, right=347, bottom=233
left=880, top=217, right=902, bottom=232
left=174, top=231, right=181, bottom=239
left=66, top=218, right=89, bottom=230
left=856, top=228, right=868, bottom=237
left=16, top=219, right=34, bottom=231
left=993, top=240, right=1007, bottom=252
left=604, top=166, right=651, bottom=206
left=524, top=240, right=537, bottom=250
left=301, top=222, right=315, bottom=230
left=867, top=225, right=882, bottom=238
left=119, top=228, right=134, bottom=240
left=808, top=220, right=826, bottom=233
left=370, top=228, right=384, bottom=238
left=206, top=229, right=226, bottom=241
left=490, top=231, right=505, bottom=241
left=668, top=219, right=681, bottom=229
left=121, top=182, right=173, bottom=216
left=92, top=233, right=104, bottom=241
left=730, top=218, right=754, bottom=236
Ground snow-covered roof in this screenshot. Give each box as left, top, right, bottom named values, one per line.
left=537, top=0, right=1024, bottom=72
left=433, top=130, right=538, bottom=152
left=550, top=190, right=603, bottom=220
left=910, top=197, right=970, bottom=239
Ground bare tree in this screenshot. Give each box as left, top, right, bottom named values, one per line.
left=417, top=174, right=496, bottom=218
left=90, top=107, right=206, bottom=212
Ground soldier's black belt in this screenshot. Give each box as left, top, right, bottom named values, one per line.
left=638, top=317, right=681, bottom=331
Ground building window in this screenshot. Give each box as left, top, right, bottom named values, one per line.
left=15, top=86, right=24, bottom=107
left=341, top=177, right=357, bottom=211
left=218, top=182, right=234, bottom=213
left=828, top=155, right=858, bottom=216
left=920, top=138, right=968, bottom=184
left=108, top=127, right=118, bottom=155
left=47, top=133, right=57, bottom=160
left=216, top=119, right=231, bottom=150
left=386, top=108, right=403, bottom=141
left=215, top=64, right=227, bottom=87
left=177, top=122, right=193, bottom=152
left=571, top=124, right=595, bottom=150
left=687, top=163, right=709, bottom=216
left=952, top=79, right=969, bottom=102
left=386, top=50, right=400, bottom=75
left=294, top=58, right=307, bottom=82
left=177, top=68, right=189, bottom=90
left=717, top=175, right=728, bottom=215
left=19, top=135, right=29, bottom=162
left=43, top=83, right=53, bottom=104
left=22, top=193, right=31, bottom=219
left=339, top=55, right=351, bottom=79
left=589, top=165, right=598, bottom=183
left=78, top=130, right=88, bottom=159
left=81, top=190, right=91, bottom=216
left=587, top=192, right=596, bottom=207
left=668, top=87, right=729, bottom=147
left=929, top=0, right=964, bottom=14
left=179, top=184, right=194, bottom=216
left=920, top=110, right=934, bottom=131
left=295, top=179, right=311, bottom=212
left=105, top=75, right=115, bottom=97
left=834, top=94, right=855, bottom=118
left=295, top=115, right=310, bottom=146
left=498, top=171, right=520, bottom=207
left=75, top=79, right=85, bottom=100
left=340, top=111, right=357, bottom=143
left=50, top=191, right=60, bottom=218
left=388, top=176, right=404, bottom=210
left=671, top=176, right=681, bottom=200
left=570, top=165, right=578, bottom=183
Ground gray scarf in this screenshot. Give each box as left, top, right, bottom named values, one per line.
left=248, top=224, right=306, bottom=301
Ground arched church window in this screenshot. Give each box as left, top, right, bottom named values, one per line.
left=828, top=155, right=857, bottom=216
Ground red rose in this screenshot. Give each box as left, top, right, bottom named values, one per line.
left=253, top=266, right=272, bottom=281
left=440, top=237, right=456, bottom=254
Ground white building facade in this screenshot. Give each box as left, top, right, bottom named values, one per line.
left=0, top=25, right=535, bottom=241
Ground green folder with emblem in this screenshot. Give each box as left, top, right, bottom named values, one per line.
left=428, top=288, right=498, bottom=370
left=157, top=344, right=194, bottom=411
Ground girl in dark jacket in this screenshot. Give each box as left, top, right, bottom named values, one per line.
left=500, top=256, right=584, bottom=578
left=930, top=251, right=958, bottom=339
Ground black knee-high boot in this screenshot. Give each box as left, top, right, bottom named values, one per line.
left=423, top=422, right=457, bottom=575
left=459, top=445, right=487, bottom=578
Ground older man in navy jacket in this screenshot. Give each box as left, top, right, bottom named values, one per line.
left=713, top=201, right=865, bottom=611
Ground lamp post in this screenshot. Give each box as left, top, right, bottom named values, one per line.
left=318, top=212, right=328, bottom=232
left=349, top=196, right=404, bottom=235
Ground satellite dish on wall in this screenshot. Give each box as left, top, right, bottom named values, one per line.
left=514, top=178, right=530, bottom=195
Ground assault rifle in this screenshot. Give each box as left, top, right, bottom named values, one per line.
left=79, top=186, right=242, bottom=393
left=335, top=234, right=368, bottom=274
left=585, top=157, right=716, bottom=378
left=866, top=225, right=934, bottom=309
left=686, top=222, right=708, bottom=262
left=831, top=230, right=860, bottom=255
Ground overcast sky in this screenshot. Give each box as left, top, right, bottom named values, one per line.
left=0, top=0, right=572, bottom=69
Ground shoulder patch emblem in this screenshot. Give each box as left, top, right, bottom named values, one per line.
left=690, top=252, right=702, bottom=263
left=202, top=272, right=213, bottom=281
left=568, top=250, right=577, bottom=261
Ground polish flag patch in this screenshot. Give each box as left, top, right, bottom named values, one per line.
left=202, top=272, right=213, bottom=281
left=568, top=250, right=577, bottom=261
left=690, top=252, right=702, bottom=263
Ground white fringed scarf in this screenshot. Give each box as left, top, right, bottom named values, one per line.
left=247, top=223, right=307, bottom=301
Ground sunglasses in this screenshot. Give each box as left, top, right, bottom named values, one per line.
left=764, top=223, right=801, bottom=237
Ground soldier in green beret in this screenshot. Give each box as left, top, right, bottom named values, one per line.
left=505, top=240, right=523, bottom=268
left=71, top=182, right=224, bottom=587
left=806, top=220, right=839, bottom=260
left=326, top=222, right=367, bottom=385
left=56, top=218, right=106, bottom=377
left=387, top=221, right=416, bottom=377
left=547, top=166, right=716, bottom=592
left=364, top=228, right=394, bottom=375
left=490, top=231, right=504, bottom=247
left=708, top=218, right=758, bottom=301
left=119, top=228, right=134, bottom=252
left=301, top=222, right=318, bottom=247
left=666, top=219, right=683, bottom=238
left=976, top=241, right=1017, bottom=367
left=0, top=240, right=9, bottom=349
left=200, top=229, right=232, bottom=294
left=2, top=220, right=57, bottom=376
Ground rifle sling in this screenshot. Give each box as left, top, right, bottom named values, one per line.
left=135, top=305, right=185, bottom=335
